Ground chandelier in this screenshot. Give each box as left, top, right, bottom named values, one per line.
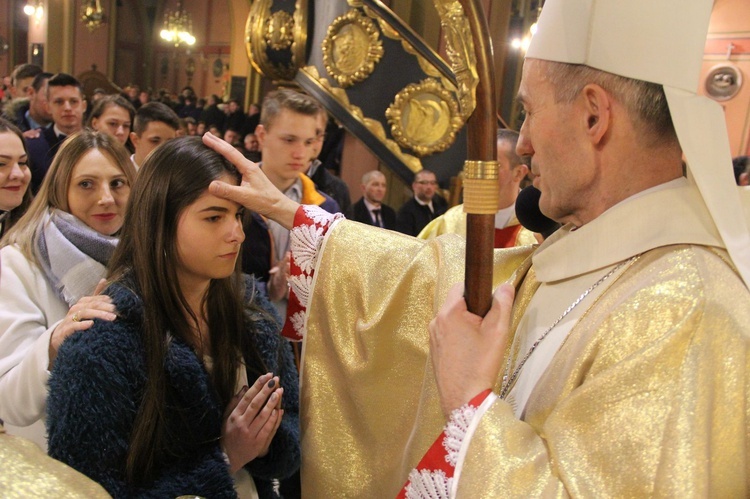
left=510, top=0, right=543, bottom=52
left=23, top=0, right=44, bottom=23
left=81, top=0, right=106, bottom=31
left=160, top=1, right=196, bottom=47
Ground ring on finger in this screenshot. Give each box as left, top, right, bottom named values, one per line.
left=72, top=312, right=81, bottom=322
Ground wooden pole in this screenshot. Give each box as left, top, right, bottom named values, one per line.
left=457, top=0, right=498, bottom=317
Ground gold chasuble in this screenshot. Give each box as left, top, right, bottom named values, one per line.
left=0, top=425, right=110, bottom=497
left=417, top=204, right=538, bottom=247
left=459, top=245, right=749, bottom=497
left=300, top=223, right=533, bottom=497
left=296, top=178, right=749, bottom=497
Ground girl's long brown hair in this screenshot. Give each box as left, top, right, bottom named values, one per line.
left=107, top=136, right=267, bottom=484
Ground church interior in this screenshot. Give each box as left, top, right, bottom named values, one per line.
left=1, top=0, right=748, bottom=201
left=1, top=1, right=749, bottom=496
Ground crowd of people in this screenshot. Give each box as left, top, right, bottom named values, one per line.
left=0, top=68, right=324, bottom=497
left=0, top=65, right=418, bottom=497
left=1, top=64, right=489, bottom=240
left=0, top=0, right=749, bottom=494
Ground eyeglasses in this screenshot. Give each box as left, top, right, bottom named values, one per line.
left=415, top=180, right=438, bottom=186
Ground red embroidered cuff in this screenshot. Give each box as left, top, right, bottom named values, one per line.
left=397, top=389, right=493, bottom=499
left=281, top=205, right=343, bottom=341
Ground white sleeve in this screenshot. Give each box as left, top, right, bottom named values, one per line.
left=0, top=246, right=67, bottom=426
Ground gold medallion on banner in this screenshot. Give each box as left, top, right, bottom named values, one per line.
left=265, top=10, right=295, bottom=51
left=322, top=10, right=383, bottom=88
left=386, top=79, right=462, bottom=156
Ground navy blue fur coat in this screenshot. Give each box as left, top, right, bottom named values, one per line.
left=47, top=277, right=300, bottom=498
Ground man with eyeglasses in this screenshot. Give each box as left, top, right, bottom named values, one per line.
left=417, top=129, right=539, bottom=247
left=395, top=169, right=447, bottom=236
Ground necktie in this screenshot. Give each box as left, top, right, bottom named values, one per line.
left=372, top=209, right=382, bottom=227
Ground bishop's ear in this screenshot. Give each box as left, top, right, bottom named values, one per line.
left=580, top=83, right=611, bottom=145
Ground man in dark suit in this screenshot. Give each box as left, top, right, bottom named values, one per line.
left=347, top=170, right=396, bottom=229
left=395, top=169, right=447, bottom=236
left=26, top=73, right=87, bottom=193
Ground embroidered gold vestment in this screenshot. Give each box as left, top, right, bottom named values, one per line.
left=417, top=203, right=538, bottom=247
left=0, top=425, right=110, bottom=498
left=300, top=180, right=749, bottom=497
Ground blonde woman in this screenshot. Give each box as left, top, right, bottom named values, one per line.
left=0, top=130, right=135, bottom=450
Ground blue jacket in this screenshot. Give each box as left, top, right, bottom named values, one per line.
left=27, top=126, right=65, bottom=193
left=47, top=277, right=300, bottom=498
left=241, top=173, right=339, bottom=283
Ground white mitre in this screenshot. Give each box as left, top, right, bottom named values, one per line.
left=526, top=0, right=750, bottom=288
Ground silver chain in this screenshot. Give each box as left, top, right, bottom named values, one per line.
left=499, top=256, right=638, bottom=399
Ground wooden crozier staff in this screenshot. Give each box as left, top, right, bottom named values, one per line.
left=456, top=0, right=499, bottom=316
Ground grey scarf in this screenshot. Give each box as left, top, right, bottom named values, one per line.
left=34, top=209, right=118, bottom=307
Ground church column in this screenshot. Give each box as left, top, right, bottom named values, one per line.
left=45, top=0, right=76, bottom=72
